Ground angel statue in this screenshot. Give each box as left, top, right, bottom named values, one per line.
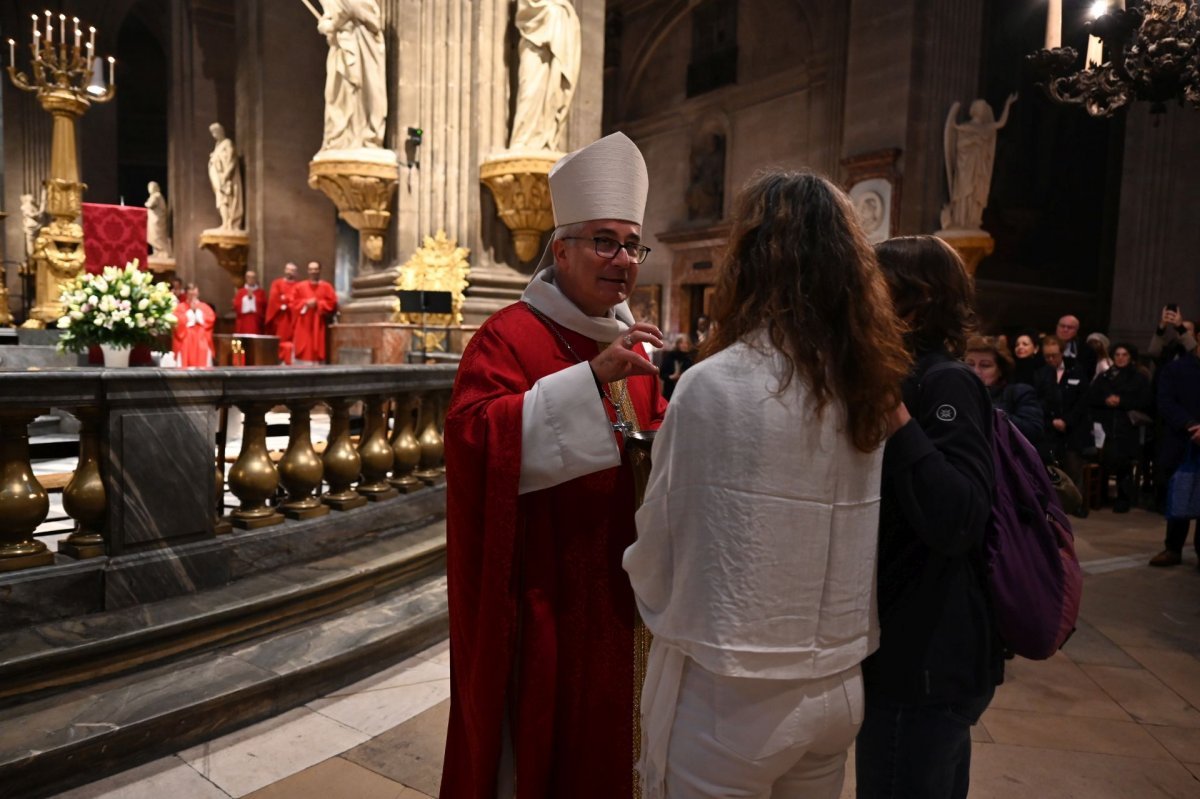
left=940, top=93, right=1017, bottom=232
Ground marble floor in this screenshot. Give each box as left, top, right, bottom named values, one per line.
left=50, top=508, right=1200, bottom=798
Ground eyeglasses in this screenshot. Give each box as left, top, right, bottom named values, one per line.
left=560, top=236, right=652, bottom=264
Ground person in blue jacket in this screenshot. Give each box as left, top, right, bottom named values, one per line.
left=1149, top=342, right=1200, bottom=566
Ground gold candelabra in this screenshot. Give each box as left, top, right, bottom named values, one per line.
left=6, top=12, right=115, bottom=327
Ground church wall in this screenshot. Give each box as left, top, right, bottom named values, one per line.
left=235, top=0, right=332, bottom=307
left=169, top=0, right=237, bottom=303
left=608, top=0, right=845, bottom=334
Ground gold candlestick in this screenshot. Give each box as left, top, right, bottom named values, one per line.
left=6, top=15, right=115, bottom=327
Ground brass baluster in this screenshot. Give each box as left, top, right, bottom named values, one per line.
left=60, top=408, right=106, bottom=559
left=0, top=410, right=54, bottom=571
left=322, top=398, right=368, bottom=511
left=388, top=392, right=423, bottom=493
left=436, top=389, right=450, bottom=477
left=227, top=402, right=284, bottom=529
left=279, top=401, right=330, bottom=520
left=357, top=395, right=398, bottom=500
left=412, top=392, right=446, bottom=486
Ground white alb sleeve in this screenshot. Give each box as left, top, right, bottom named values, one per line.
left=518, top=361, right=621, bottom=495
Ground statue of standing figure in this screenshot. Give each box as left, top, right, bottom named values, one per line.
left=317, top=0, right=387, bottom=152
left=207, top=123, right=245, bottom=231
left=509, top=0, right=582, bottom=151
left=940, top=93, right=1018, bottom=232
left=145, top=181, right=173, bottom=257
left=20, top=191, right=46, bottom=260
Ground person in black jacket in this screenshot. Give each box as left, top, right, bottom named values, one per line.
left=1087, top=343, right=1153, bottom=513
left=856, top=236, right=1000, bottom=799
left=965, top=335, right=1045, bottom=456
left=1148, top=346, right=1200, bottom=566
left=1038, top=336, right=1093, bottom=515
left=658, top=334, right=694, bottom=400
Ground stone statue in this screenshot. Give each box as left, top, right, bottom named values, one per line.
left=940, top=94, right=1017, bottom=231
left=20, top=191, right=46, bottom=260
left=317, top=0, right=387, bottom=152
left=509, top=0, right=582, bottom=151
left=145, top=181, right=173, bottom=257
left=207, top=122, right=245, bottom=231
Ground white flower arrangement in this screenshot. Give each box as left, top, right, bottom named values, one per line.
left=56, top=260, right=177, bottom=353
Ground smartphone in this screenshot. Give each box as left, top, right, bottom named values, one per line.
left=1166, top=303, right=1179, bottom=312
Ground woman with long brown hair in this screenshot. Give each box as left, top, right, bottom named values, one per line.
left=856, top=235, right=1001, bottom=799
left=623, top=171, right=910, bottom=798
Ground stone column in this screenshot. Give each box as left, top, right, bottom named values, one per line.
left=1108, top=106, right=1200, bottom=343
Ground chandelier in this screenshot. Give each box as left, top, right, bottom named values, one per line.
left=1026, top=0, right=1199, bottom=117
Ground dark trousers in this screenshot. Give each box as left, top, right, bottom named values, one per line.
left=1165, top=518, right=1199, bottom=555
left=855, top=687, right=994, bottom=799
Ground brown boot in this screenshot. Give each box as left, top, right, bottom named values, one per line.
left=1148, top=550, right=1182, bottom=567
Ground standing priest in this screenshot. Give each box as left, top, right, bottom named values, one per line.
left=291, top=261, right=338, bottom=365
left=266, top=261, right=299, bottom=364
left=232, top=270, right=267, bottom=335
left=440, top=132, right=668, bottom=799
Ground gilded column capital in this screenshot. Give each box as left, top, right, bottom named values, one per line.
left=480, top=151, right=560, bottom=263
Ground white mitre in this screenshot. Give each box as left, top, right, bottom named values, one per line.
left=533, top=132, right=649, bottom=272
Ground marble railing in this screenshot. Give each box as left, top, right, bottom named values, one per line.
left=0, top=365, right=457, bottom=596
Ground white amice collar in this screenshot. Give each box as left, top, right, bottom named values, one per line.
left=520, top=266, right=634, bottom=342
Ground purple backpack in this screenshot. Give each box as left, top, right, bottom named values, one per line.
left=987, top=408, right=1083, bottom=660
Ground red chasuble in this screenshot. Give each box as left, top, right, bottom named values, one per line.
left=441, top=303, right=668, bottom=799
left=265, top=278, right=297, bottom=342
left=232, top=286, right=267, bottom=334
left=172, top=301, right=216, bottom=368
left=290, top=280, right=338, bottom=362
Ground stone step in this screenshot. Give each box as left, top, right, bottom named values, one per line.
left=0, top=567, right=448, bottom=798
left=0, top=519, right=446, bottom=700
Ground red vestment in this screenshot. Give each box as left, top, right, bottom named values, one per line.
left=440, top=303, right=668, bottom=799
left=172, top=301, right=216, bottom=368
left=266, top=278, right=297, bottom=341
left=290, top=279, right=338, bottom=363
left=232, top=285, right=267, bottom=334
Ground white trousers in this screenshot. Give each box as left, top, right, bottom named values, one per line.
left=641, top=645, right=864, bottom=799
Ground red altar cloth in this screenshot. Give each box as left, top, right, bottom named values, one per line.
left=81, top=203, right=153, bottom=365
left=82, top=203, right=148, bottom=273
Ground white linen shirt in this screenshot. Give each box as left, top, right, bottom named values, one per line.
left=624, top=336, right=884, bottom=680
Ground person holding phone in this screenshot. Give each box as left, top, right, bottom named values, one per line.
left=1148, top=304, right=1197, bottom=366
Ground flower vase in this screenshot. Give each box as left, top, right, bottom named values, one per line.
left=100, top=344, right=131, bottom=368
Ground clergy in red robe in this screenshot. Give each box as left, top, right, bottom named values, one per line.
left=266, top=262, right=299, bottom=363
left=232, top=269, right=267, bottom=334
left=441, top=132, right=667, bottom=799
left=172, top=285, right=216, bottom=368
left=290, top=260, right=338, bottom=364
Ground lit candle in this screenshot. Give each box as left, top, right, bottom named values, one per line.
left=107, top=55, right=115, bottom=85
left=87, top=40, right=93, bottom=63
left=45, top=11, right=53, bottom=46
left=7, top=39, right=14, bottom=67
left=1044, top=0, right=1063, bottom=49
left=89, top=27, right=95, bottom=52
left=59, top=14, right=65, bottom=47
left=31, top=14, right=38, bottom=48
left=74, top=18, right=80, bottom=51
